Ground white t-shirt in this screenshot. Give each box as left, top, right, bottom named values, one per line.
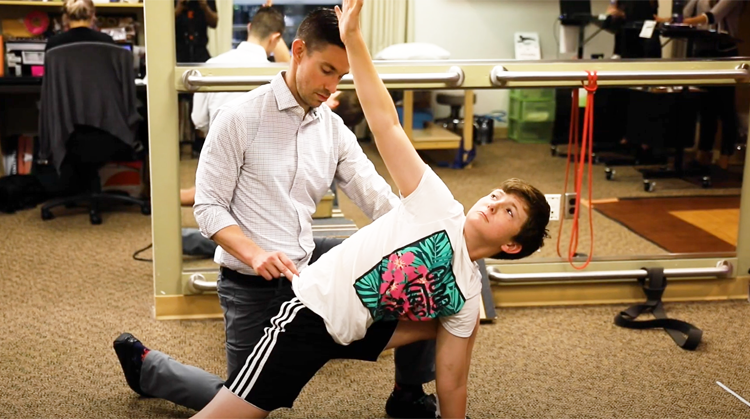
left=293, top=168, right=483, bottom=345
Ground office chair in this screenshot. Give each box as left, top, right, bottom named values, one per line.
left=435, top=93, right=476, bottom=133
left=40, top=126, right=150, bottom=224
left=39, top=41, right=150, bottom=225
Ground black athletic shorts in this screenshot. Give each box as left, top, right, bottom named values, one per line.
left=224, top=286, right=398, bottom=412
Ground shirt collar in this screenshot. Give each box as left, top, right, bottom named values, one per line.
left=271, top=72, right=322, bottom=120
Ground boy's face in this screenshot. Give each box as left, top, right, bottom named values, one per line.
left=466, top=189, right=528, bottom=255
left=294, top=42, right=349, bottom=109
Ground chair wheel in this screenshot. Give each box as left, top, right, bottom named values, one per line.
left=90, top=213, right=102, bottom=225
left=701, top=176, right=712, bottom=188
left=41, top=209, right=54, bottom=221
left=141, top=204, right=151, bottom=215
left=605, top=168, right=616, bottom=180
left=643, top=180, right=656, bottom=192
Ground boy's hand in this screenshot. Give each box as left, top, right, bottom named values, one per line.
left=334, top=0, right=364, bottom=44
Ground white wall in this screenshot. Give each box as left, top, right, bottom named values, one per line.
left=412, top=0, right=615, bottom=119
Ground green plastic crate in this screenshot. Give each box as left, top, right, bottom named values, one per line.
left=509, top=98, right=556, bottom=122
left=508, top=118, right=554, bottom=143
left=510, top=88, right=555, bottom=102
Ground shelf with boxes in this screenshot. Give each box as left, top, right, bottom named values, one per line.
left=508, top=88, right=556, bottom=144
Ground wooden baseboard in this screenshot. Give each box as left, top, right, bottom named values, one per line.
left=491, top=276, right=749, bottom=307
left=154, top=294, right=222, bottom=320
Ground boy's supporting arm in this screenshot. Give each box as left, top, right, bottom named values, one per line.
left=335, top=0, right=426, bottom=198
left=435, top=318, right=479, bottom=419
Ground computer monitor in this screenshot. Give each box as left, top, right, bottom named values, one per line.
left=559, top=0, right=592, bottom=25
left=119, top=42, right=133, bottom=51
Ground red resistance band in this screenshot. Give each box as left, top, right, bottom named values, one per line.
left=557, top=71, right=598, bottom=270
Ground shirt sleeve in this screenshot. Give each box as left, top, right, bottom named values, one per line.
left=439, top=291, right=481, bottom=338
left=191, top=92, right=210, bottom=132
left=193, top=106, right=247, bottom=239
left=334, top=121, right=400, bottom=221
left=400, top=168, right=463, bottom=223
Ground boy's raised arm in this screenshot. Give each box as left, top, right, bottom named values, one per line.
left=335, top=0, right=426, bottom=198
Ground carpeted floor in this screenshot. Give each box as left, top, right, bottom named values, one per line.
left=1, top=139, right=748, bottom=418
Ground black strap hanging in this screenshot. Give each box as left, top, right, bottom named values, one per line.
left=614, top=267, right=702, bottom=350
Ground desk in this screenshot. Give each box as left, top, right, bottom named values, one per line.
left=402, top=90, right=474, bottom=167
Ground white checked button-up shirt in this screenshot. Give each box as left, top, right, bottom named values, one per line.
left=191, top=42, right=271, bottom=132
left=194, top=72, right=400, bottom=275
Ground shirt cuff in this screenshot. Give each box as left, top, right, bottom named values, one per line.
left=197, top=208, right=239, bottom=239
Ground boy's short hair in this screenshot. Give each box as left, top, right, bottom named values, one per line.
left=296, top=8, right=345, bottom=52
left=491, top=179, right=550, bottom=260
left=250, top=6, right=285, bottom=40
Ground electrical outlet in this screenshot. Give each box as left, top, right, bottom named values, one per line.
left=544, top=194, right=561, bottom=221
left=564, top=192, right=578, bottom=219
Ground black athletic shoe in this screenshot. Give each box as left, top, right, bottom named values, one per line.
left=113, top=333, right=150, bottom=397
left=385, top=392, right=437, bottom=418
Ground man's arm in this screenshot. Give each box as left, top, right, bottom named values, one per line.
left=435, top=318, right=479, bottom=419
left=272, top=40, right=291, bottom=63
left=336, top=0, right=426, bottom=198
left=199, top=0, right=218, bottom=28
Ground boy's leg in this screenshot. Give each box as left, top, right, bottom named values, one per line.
left=115, top=274, right=277, bottom=411
left=140, top=350, right=224, bottom=411
left=193, top=387, right=269, bottom=419
left=218, top=294, right=333, bottom=416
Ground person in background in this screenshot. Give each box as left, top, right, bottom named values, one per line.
left=656, top=0, right=745, bottom=170
left=174, top=0, right=218, bottom=63
left=46, top=0, right=113, bottom=50
left=607, top=0, right=661, bottom=59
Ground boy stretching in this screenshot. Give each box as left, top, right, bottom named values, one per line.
left=193, top=1, right=550, bottom=417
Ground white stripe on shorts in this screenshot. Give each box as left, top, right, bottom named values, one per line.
left=228, top=297, right=305, bottom=399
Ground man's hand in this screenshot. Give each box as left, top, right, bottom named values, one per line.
left=250, top=250, right=299, bottom=281
left=334, top=0, right=364, bottom=45
left=263, top=0, right=273, bottom=6
left=653, top=14, right=671, bottom=23
left=325, top=91, right=343, bottom=110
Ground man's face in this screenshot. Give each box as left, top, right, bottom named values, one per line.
left=465, top=189, right=528, bottom=255
left=294, top=42, right=349, bottom=109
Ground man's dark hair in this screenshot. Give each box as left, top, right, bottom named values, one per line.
left=490, top=179, right=551, bottom=260
left=249, top=6, right=285, bottom=40
left=296, top=8, right=344, bottom=52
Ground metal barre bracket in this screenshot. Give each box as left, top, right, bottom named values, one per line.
left=181, top=66, right=465, bottom=92
left=487, top=260, right=733, bottom=283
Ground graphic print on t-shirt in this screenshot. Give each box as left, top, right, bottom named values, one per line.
left=353, top=230, right=465, bottom=322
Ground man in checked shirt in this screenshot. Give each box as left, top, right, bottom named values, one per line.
left=114, top=7, right=438, bottom=419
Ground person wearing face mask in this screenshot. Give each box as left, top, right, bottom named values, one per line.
left=656, top=0, right=745, bottom=170
left=114, top=7, right=441, bottom=419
